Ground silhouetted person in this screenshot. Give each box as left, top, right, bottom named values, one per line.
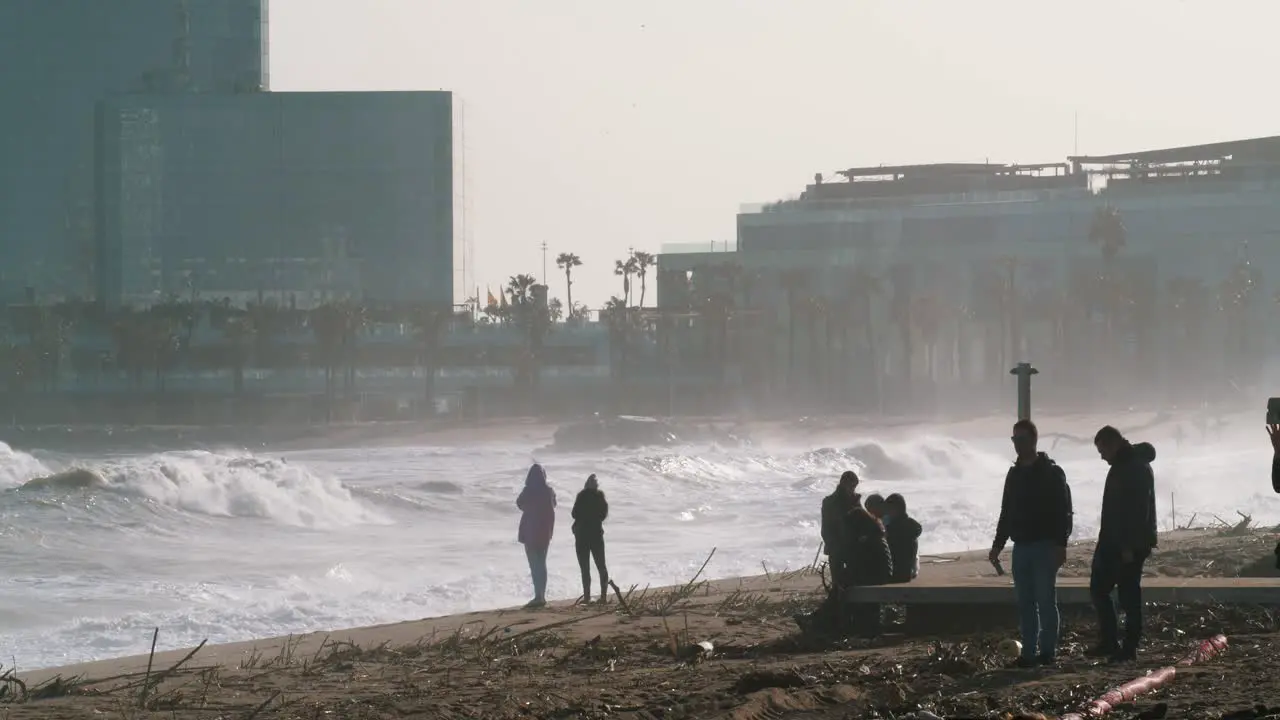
left=1269, top=424, right=1280, bottom=568
left=571, top=474, right=610, bottom=604
left=821, top=471, right=859, bottom=583
left=1269, top=424, right=1280, bottom=493
left=990, top=419, right=1073, bottom=668
left=844, top=500, right=893, bottom=587
left=517, top=463, right=557, bottom=608
left=1089, top=426, right=1157, bottom=663
left=842, top=488, right=893, bottom=637
left=864, top=493, right=886, bottom=522
left=883, top=493, right=922, bottom=583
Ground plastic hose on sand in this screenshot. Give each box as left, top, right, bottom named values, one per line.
left=1059, top=634, right=1228, bottom=719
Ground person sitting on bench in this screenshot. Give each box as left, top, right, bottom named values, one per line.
left=883, top=493, right=922, bottom=583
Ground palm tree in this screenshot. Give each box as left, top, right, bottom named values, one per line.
left=632, top=250, right=656, bottom=307
left=222, top=312, right=254, bottom=395
left=144, top=306, right=181, bottom=394
left=246, top=301, right=282, bottom=372
left=778, top=268, right=810, bottom=388
left=506, top=273, right=539, bottom=308
left=602, top=295, right=630, bottom=381
left=1089, top=206, right=1127, bottom=263
left=505, top=274, right=547, bottom=392
left=310, top=304, right=343, bottom=420
left=913, top=295, right=943, bottom=385
left=888, top=265, right=916, bottom=392
left=846, top=268, right=883, bottom=408
left=803, top=294, right=827, bottom=394
left=614, top=256, right=639, bottom=306
left=1089, top=206, right=1127, bottom=365
left=108, top=307, right=144, bottom=389
left=555, top=253, right=583, bottom=316
left=411, top=304, right=451, bottom=407
left=339, top=302, right=366, bottom=395
left=996, top=255, right=1021, bottom=368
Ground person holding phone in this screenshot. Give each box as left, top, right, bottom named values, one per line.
left=1267, top=418, right=1280, bottom=569
left=1268, top=422, right=1280, bottom=494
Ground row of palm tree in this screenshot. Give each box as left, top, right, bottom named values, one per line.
left=0, top=298, right=455, bottom=404
left=4, top=207, right=1272, bottom=410
left=607, top=206, right=1271, bottom=407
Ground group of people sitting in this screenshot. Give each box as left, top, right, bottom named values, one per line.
left=820, top=470, right=923, bottom=588
left=808, top=470, right=923, bottom=634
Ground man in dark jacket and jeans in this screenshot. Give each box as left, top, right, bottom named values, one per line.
left=989, top=419, right=1074, bottom=668
left=1089, top=426, right=1158, bottom=663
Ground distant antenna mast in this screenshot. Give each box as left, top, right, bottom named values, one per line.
left=1073, top=111, right=1079, bottom=156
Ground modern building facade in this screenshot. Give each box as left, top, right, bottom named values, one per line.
left=0, top=0, right=269, bottom=301
left=95, top=91, right=455, bottom=308
left=657, top=136, right=1280, bottom=408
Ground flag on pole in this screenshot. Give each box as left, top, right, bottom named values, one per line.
left=486, top=287, right=498, bottom=308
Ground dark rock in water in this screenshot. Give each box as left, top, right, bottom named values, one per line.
left=21, top=467, right=107, bottom=491
left=547, top=415, right=750, bottom=452
left=550, top=415, right=679, bottom=451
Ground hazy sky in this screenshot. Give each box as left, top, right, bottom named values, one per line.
left=269, top=0, right=1280, bottom=308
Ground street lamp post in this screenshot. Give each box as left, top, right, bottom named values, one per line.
left=1009, top=362, right=1039, bottom=421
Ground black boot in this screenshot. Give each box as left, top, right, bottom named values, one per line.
left=599, top=581, right=609, bottom=604
left=581, top=584, right=592, bottom=605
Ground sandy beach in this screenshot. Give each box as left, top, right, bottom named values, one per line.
left=5, top=524, right=1277, bottom=720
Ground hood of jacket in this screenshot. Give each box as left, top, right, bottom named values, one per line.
left=576, top=487, right=605, bottom=503
left=1112, top=441, right=1157, bottom=465
left=892, top=515, right=923, bottom=538
left=525, top=463, right=547, bottom=488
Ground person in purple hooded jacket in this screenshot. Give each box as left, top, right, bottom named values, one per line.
left=517, top=463, right=557, bottom=607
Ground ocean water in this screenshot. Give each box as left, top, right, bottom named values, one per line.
left=1, top=418, right=1276, bottom=670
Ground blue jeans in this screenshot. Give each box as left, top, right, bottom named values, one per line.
left=525, top=544, right=549, bottom=601
left=1011, top=541, right=1060, bottom=660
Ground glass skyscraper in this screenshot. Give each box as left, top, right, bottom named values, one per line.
left=95, top=91, right=455, bottom=308
left=0, top=0, right=268, bottom=300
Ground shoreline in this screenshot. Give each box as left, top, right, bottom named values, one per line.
left=18, top=527, right=1274, bottom=685
left=0, top=407, right=1211, bottom=456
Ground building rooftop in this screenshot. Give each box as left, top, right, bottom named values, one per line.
left=835, top=162, right=1069, bottom=180
left=1069, top=135, right=1280, bottom=166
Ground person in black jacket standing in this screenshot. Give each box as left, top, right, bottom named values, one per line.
left=571, top=474, right=610, bottom=604
left=1269, top=424, right=1280, bottom=493
left=1089, top=426, right=1157, bottom=663
left=883, top=493, right=923, bottom=583
left=820, top=471, right=859, bottom=585
left=989, top=419, right=1074, bottom=668
left=1269, top=424, right=1280, bottom=568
